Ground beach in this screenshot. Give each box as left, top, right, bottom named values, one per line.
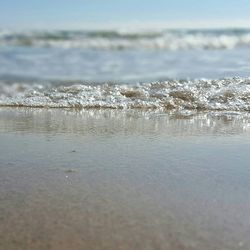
left=1, top=107, right=250, bottom=250
left=2, top=1, right=250, bottom=249
left=1, top=26, right=250, bottom=250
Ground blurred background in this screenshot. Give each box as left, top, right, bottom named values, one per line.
left=1, top=0, right=250, bottom=84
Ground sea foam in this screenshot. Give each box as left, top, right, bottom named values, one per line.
left=2, top=29, right=250, bottom=50
left=1, top=78, right=250, bottom=111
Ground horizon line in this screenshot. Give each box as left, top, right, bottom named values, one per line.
left=2, top=19, right=250, bottom=31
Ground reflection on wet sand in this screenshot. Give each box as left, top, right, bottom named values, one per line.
left=0, top=108, right=250, bottom=250
left=0, top=108, right=250, bottom=136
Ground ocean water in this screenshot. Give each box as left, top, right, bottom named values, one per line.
left=1, top=28, right=250, bottom=250
left=0, top=28, right=250, bottom=111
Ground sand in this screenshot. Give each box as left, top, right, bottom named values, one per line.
left=0, top=108, right=250, bottom=250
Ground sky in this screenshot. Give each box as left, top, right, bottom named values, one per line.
left=1, top=0, right=250, bottom=29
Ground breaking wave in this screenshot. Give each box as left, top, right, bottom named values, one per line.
left=1, top=78, right=250, bottom=111
left=2, top=29, right=250, bottom=50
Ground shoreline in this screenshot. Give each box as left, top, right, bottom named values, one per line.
left=0, top=107, right=250, bottom=250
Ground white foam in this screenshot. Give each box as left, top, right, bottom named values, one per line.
left=2, top=29, right=250, bottom=50
left=1, top=78, right=250, bottom=111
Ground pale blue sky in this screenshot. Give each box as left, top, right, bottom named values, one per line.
left=1, top=0, right=250, bottom=29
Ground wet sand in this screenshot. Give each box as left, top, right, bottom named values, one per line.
left=0, top=108, right=250, bottom=250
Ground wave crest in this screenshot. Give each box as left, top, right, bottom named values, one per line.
left=2, top=29, right=250, bottom=50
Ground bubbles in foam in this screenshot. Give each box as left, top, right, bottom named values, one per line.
left=0, top=78, right=250, bottom=112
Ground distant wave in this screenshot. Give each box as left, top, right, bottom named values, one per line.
left=1, top=77, right=250, bottom=111
left=2, top=29, right=250, bottom=50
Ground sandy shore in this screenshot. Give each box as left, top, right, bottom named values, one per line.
left=0, top=108, right=250, bottom=250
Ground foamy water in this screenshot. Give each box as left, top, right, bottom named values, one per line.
left=2, top=29, right=250, bottom=50
left=1, top=28, right=250, bottom=250
left=0, top=78, right=250, bottom=111
left=2, top=29, right=250, bottom=82
left=1, top=28, right=250, bottom=110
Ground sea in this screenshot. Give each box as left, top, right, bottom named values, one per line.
left=0, top=28, right=250, bottom=112
left=1, top=27, right=250, bottom=250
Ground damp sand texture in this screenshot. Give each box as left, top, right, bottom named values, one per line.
left=0, top=108, right=250, bottom=250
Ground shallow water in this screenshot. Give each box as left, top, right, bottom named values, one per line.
left=2, top=29, right=250, bottom=83
left=0, top=108, right=250, bottom=250
left=1, top=28, right=250, bottom=113
left=1, top=47, right=250, bottom=83
left=1, top=27, right=250, bottom=249
left=0, top=78, right=250, bottom=111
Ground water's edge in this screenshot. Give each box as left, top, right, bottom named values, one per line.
left=1, top=77, right=249, bottom=111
